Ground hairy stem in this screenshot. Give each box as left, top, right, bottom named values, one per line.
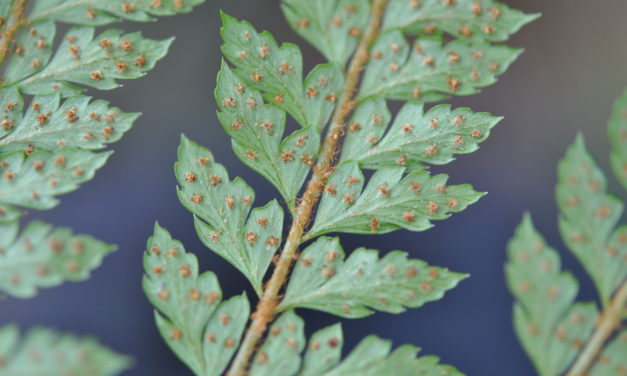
left=567, top=280, right=627, bottom=376
left=225, top=1, right=389, bottom=374
left=0, top=0, right=28, bottom=65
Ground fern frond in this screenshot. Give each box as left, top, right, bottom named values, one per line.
left=277, top=236, right=466, bottom=318
left=609, top=87, right=627, bottom=191
left=0, top=324, right=131, bottom=376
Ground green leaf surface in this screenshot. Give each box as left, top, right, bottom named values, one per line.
left=250, top=311, right=306, bottom=376
left=0, top=148, right=110, bottom=210
left=280, top=0, right=369, bottom=66
left=0, top=220, right=115, bottom=298
left=143, top=224, right=249, bottom=376
left=506, top=215, right=598, bottom=376
left=0, top=324, right=131, bottom=376
left=589, top=330, right=627, bottom=376
left=221, top=13, right=343, bottom=131
left=383, top=0, right=539, bottom=42
left=359, top=31, right=521, bottom=102
left=298, top=323, right=343, bottom=376
left=306, top=161, right=483, bottom=238
left=0, top=87, right=24, bottom=141
left=175, top=136, right=283, bottom=294
left=11, top=26, right=172, bottom=96
left=30, top=0, right=205, bottom=25
left=341, top=99, right=501, bottom=170
left=278, top=236, right=465, bottom=318
left=216, top=62, right=318, bottom=208
left=4, top=21, right=56, bottom=84
left=556, top=135, right=626, bottom=305
left=609, top=87, right=627, bottom=191
left=0, top=92, right=139, bottom=153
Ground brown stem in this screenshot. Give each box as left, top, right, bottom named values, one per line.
left=566, top=280, right=627, bottom=376
left=0, top=0, right=28, bottom=65
left=225, top=1, right=389, bottom=374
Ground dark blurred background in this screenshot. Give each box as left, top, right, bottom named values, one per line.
left=3, top=1, right=627, bottom=375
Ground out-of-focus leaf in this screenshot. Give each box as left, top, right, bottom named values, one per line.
left=30, top=0, right=205, bottom=26
left=557, top=135, right=626, bottom=305
left=0, top=148, right=110, bottom=210
left=0, top=221, right=115, bottom=298
left=0, top=324, right=131, bottom=376
left=589, top=330, right=627, bottom=376
left=306, top=161, right=483, bottom=238
left=0, top=92, right=138, bottom=153
left=14, top=27, right=172, bottom=96
left=143, top=224, right=249, bottom=376
left=280, top=0, right=369, bottom=66
left=341, top=99, right=501, bottom=170
left=506, top=215, right=598, bottom=376
left=175, top=136, right=283, bottom=295
left=250, top=311, right=306, bottom=376
left=609, top=87, right=627, bottom=191
left=220, top=13, right=343, bottom=131
left=359, top=31, right=521, bottom=102
left=216, top=62, right=318, bottom=208
left=278, top=236, right=466, bottom=318
left=383, top=0, right=539, bottom=42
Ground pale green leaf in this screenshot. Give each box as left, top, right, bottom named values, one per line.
left=0, top=324, right=131, bottom=376
left=608, top=87, right=627, bottom=190
left=0, top=148, right=110, bottom=210
left=303, top=327, right=463, bottom=376
left=0, top=92, right=139, bottom=153
left=506, top=215, right=598, bottom=376
left=358, top=31, right=522, bottom=102
left=589, top=330, right=627, bottom=376
left=12, top=27, right=172, bottom=96
left=341, top=99, right=501, bottom=170
left=298, top=323, right=343, bottom=376
left=306, top=161, right=483, bottom=238
left=175, top=136, right=283, bottom=295
left=280, top=0, right=369, bottom=66
left=216, top=62, right=318, bottom=208
left=4, top=21, right=56, bottom=84
left=0, top=87, right=24, bottom=140
left=278, top=236, right=466, bottom=318
left=0, top=204, right=23, bottom=223
left=0, top=220, right=114, bottom=298
left=220, top=13, right=343, bottom=131
left=556, top=135, right=626, bottom=304
left=30, top=0, right=205, bottom=26
left=143, top=224, right=249, bottom=376
left=250, top=311, right=306, bottom=376
left=383, top=0, right=539, bottom=42
left=0, top=2, right=10, bottom=19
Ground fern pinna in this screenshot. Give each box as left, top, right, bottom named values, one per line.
left=0, top=0, right=205, bottom=374
left=506, top=88, right=627, bottom=376
left=143, top=1, right=537, bottom=375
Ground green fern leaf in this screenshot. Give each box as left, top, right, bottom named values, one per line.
left=0, top=324, right=131, bottom=376
left=175, top=136, right=283, bottom=295
left=305, top=161, right=483, bottom=238
left=383, top=0, right=539, bottom=42
left=30, top=0, right=205, bottom=26
left=216, top=62, right=318, bottom=208
left=298, top=323, right=343, bottom=376
left=220, top=13, right=343, bottom=131
left=341, top=99, right=502, bottom=170
left=609, top=87, right=627, bottom=191
left=3, top=21, right=56, bottom=84
left=506, top=215, right=598, bottom=376
left=0, top=220, right=115, bottom=298
left=0, top=87, right=23, bottom=141
left=277, top=236, right=466, bottom=318
left=556, top=135, right=626, bottom=304
left=589, top=330, right=627, bottom=376
left=358, top=30, right=521, bottom=102
left=0, top=148, right=109, bottom=210
left=9, top=26, right=172, bottom=96
left=143, top=224, right=249, bottom=376
left=0, top=90, right=138, bottom=153
left=280, top=0, right=369, bottom=67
